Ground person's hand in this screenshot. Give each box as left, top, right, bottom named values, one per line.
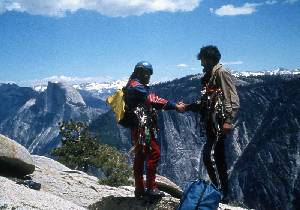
left=222, top=122, right=232, bottom=134
left=176, top=102, right=185, bottom=112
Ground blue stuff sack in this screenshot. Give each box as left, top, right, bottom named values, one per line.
left=177, top=179, right=222, bottom=210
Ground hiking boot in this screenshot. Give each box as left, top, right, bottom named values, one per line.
left=145, top=188, right=165, bottom=199
left=134, top=188, right=145, bottom=198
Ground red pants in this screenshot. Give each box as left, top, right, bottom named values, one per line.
left=131, top=128, right=160, bottom=190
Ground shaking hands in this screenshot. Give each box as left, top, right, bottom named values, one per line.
left=175, top=102, right=187, bottom=113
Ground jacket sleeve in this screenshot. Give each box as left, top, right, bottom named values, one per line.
left=185, top=102, right=202, bottom=112
left=218, top=69, right=240, bottom=123
left=147, top=93, right=176, bottom=110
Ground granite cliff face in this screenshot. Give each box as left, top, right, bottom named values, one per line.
left=156, top=75, right=300, bottom=210
left=158, top=75, right=300, bottom=210
left=0, top=82, right=103, bottom=155
left=228, top=78, right=300, bottom=210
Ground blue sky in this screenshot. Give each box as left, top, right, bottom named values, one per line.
left=0, top=0, right=299, bottom=86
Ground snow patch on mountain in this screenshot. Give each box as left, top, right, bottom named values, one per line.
left=17, top=98, right=36, bottom=113
left=30, top=68, right=300, bottom=95
left=76, top=80, right=127, bottom=91
left=33, top=85, right=47, bottom=92
left=232, top=67, right=300, bottom=77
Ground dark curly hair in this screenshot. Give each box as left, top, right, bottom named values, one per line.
left=197, top=45, right=221, bottom=66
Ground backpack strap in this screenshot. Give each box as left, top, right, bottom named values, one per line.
left=207, top=66, right=222, bottom=88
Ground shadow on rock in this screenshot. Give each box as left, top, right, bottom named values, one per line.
left=88, top=196, right=179, bottom=210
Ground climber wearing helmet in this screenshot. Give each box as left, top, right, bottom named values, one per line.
left=124, top=61, right=185, bottom=199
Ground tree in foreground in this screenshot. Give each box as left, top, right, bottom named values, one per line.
left=52, top=120, right=132, bottom=187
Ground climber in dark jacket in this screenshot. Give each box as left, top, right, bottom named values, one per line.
left=185, top=45, right=240, bottom=203
left=124, top=61, right=185, bottom=199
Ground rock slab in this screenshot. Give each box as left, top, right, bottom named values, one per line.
left=0, top=134, right=35, bottom=177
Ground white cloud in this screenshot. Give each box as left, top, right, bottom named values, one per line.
left=210, top=1, right=298, bottom=16
left=284, top=0, right=298, bottom=4
left=222, top=61, right=244, bottom=65
left=0, top=0, right=201, bottom=17
left=211, top=3, right=262, bottom=16
left=24, top=75, right=114, bottom=86
left=176, top=63, right=189, bottom=68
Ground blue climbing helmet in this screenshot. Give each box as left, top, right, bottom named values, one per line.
left=134, top=61, right=153, bottom=75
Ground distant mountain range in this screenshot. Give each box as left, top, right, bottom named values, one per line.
left=1, top=68, right=300, bottom=210
left=0, top=82, right=104, bottom=154
left=232, top=67, right=300, bottom=77
left=33, top=79, right=127, bottom=101
left=32, top=68, right=300, bottom=98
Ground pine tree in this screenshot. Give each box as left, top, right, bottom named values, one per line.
left=52, top=120, right=132, bottom=187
